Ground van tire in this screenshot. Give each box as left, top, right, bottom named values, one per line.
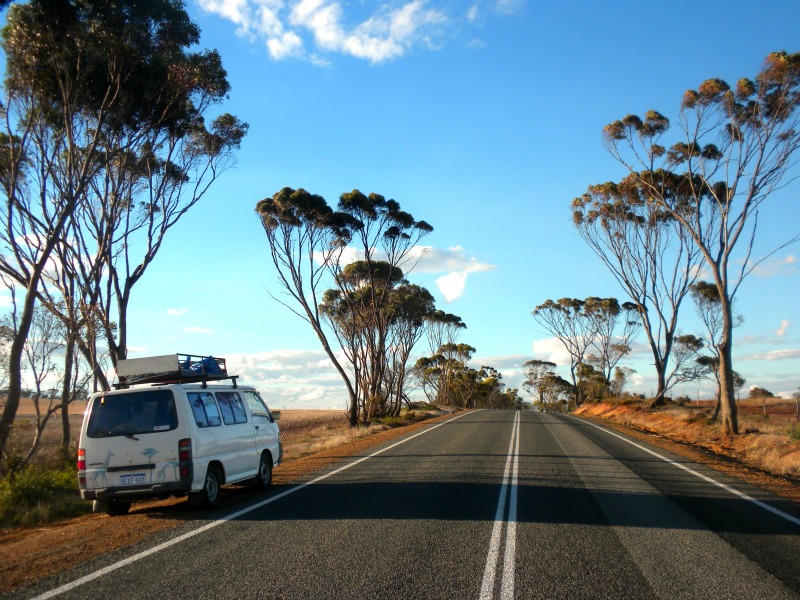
left=189, top=467, right=222, bottom=508
left=254, top=453, right=272, bottom=490
left=106, top=500, right=132, bottom=516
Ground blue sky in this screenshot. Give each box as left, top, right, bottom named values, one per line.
left=7, top=1, right=800, bottom=409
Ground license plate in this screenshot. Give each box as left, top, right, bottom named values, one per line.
left=119, top=474, right=146, bottom=486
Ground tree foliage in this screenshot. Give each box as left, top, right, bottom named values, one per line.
left=257, top=186, right=434, bottom=425
left=572, top=174, right=701, bottom=406
left=531, top=297, right=638, bottom=404
left=0, top=0, right=245, bottom=462
left=600, top=51, right=800, bottom=434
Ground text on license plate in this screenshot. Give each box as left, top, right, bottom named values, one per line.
left=119, top=474, right=146, bottom=486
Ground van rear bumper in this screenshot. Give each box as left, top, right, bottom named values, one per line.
left=80, top=480, right=191, bottom=501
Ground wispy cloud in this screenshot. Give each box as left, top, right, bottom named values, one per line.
left=167, top=308, right=188, bottom=316
left=751, top=254, right=797, bottom=278
left=198, top=0, right=515, bottom=64
left=776, top=320, right=791, bottom=337
left=530, top=337, right=573, bottom=367
left=739, top=348, right=800, bottom=361
left=184, top=326, right=213, bottom=335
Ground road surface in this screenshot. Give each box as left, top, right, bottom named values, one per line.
left=16, top=410, right=800, bottom=599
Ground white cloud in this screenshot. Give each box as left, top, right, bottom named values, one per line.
left=226, top=350, right=350, bottom=409
left=414, top=245, right=497, bottom=302
left=740, top=348, right=800, bottom=361
left=493, top=0, right=524, bottom=15
left=184, top=326, right=213, bottom=334
left=0, top=294, right=11, bottom=308
left=531, top=337, right=573, bottom=367
left=751, top=254, right=797, bottom=278
left=776, top=320, right=791, bottom=337
left=313, top=244, right=495, bottom=303
left=167, top=308, right=188, bottom=316
left=199, top=0, right=484, bottom=64
left=436, top=271, right=468, bottom=302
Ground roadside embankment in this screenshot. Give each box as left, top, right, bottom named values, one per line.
left=573, top=401, right=800, bottom=482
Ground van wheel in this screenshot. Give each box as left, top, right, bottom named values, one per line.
left=106, top=500, right=132, bottom=516
left=189, top=467, right=221, bottom=508
left=254, top=453, right=272, bottom=490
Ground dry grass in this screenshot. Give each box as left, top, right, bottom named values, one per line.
left=575, top=399, right=800, bottom=480
left=277, top=409, right=446, bottom=461
left=6, top=400, right=442, bottom=467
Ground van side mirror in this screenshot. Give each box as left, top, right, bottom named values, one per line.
left=270, top=411, right=281, bottom=422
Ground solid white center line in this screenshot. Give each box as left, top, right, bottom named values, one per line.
left=480, top=411, right=520, bottom=600
left=500, top=413, right=520, bottom=600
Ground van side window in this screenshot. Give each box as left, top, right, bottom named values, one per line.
left=243, top=391, right=270, bottom=418
left=216, top=392, right=247, bottom=425
left=187, top=392, right=222, bottom=428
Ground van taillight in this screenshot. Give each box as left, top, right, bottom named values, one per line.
left=179, top=438, right=192, bottom=461
left=77, top=448, right=86, bottom=471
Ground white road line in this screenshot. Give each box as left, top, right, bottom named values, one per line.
left=480, top=411, right=520, bottom=600
left=32, top=411, right=476, bottom=600
left=571, top=416, right=800, bottom=527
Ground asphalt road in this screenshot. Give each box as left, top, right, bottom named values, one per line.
left=16, top=410, right=800, bottom=599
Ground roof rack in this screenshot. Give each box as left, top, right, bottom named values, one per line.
left=114, top=354, right=237, bottom=389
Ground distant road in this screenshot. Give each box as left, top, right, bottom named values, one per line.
left=20, top=410, right=800, bottom=599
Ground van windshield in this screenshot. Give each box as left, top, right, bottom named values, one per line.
left=87, top=390, right=178, bottom=438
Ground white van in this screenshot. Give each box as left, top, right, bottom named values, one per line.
left=77, top=354, right=281, bottom=516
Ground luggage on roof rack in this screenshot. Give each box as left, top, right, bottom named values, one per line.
left=115, top=353, right=237, bottom=389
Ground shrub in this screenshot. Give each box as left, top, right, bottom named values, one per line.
left=0, top=465, right=89, bottom=528
left=788, top=423, right=800, bottom=441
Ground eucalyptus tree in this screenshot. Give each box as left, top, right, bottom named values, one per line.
left=532, top=298, right=593, bottom=403
left=583, top=297, right=641, bottom=382
left=256, top=187, right=360, bottom=425
left=572, top=176, right=701, bottom=406
left=0, top=0, right=245, bottom=457
left=384, top=283, right=435, bottom=416
left=522, top=359, right=558, bottom=403
left=321, top=261, right=408, bottom=419
left=425, top=310, right=466, bottom=355
left=331, top=191, right=433, bottom=415
left=411, top=342, right=476, bottom=407
left=690, top=281, right=744, bottom=420
left=258, top=187, right=432, bottom=425
left=533, top=297, right=635, bottom=404
left=601, top=51, right=800, bottom=433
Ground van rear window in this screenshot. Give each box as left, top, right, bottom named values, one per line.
left=86, top=390, right=178, bottom=438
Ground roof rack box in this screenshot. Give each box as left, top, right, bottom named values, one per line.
left=116, top=354, right=233, bottom=388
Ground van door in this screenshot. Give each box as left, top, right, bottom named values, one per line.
left=213, top=391, right=258, bottom=480
left=242, top=390, right=280, bottom=465
left=82, top=390, right=182, bottom=490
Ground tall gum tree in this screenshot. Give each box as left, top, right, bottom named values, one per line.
left=256, top=187, right=361, bottom=425
left=0, top=0, right=245, bottom=459
left=572, top=174, right=702, bottom=406
left=601, top=51, right=800, bottom=434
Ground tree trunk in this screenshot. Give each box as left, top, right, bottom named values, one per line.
left=0, top=283, right=40, bottom=466
left=59, top=334, right=75, bottom=457
left=649, top=365, right=667, bottom=408
left=710, top=388, right=721, bottom=423
left=716, top=296, right=739, bottom=435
